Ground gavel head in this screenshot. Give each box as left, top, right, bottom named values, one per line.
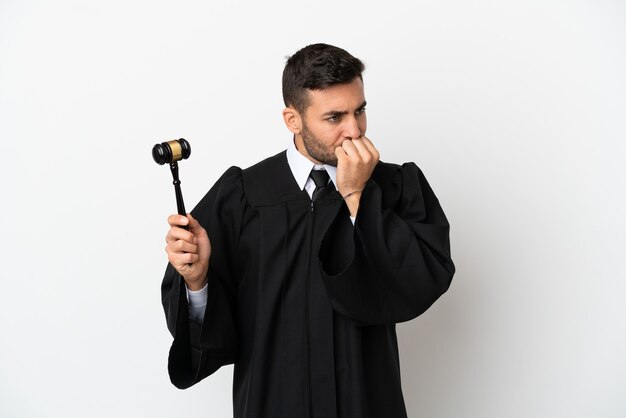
left=152, top=138, right=191, bottom=165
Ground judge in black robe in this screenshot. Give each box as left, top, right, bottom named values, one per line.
left=161, top=148, right=455, bottom=418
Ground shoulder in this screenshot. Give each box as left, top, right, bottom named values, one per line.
left=198, top=150, right=293, bottom=210
left=211, top=165, right=245, bottom=200
left=369, top=160, right=431, bottom=208
left=372, top=160, right=424, bottom=188
left=190, top=165, right=245, bottom=220
left=242, top=150, right=287, bottom=176
left=241, top=150, right=303, bottom=206
left=216, top=165, right=244, bottom=185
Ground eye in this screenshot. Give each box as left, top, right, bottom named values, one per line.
left=326, top=115, right=341, bottom=123
left=355, top=107, right=367, bottom=116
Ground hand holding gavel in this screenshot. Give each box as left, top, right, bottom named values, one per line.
left=165, top=213, right=211, bottom=291
left=153, top=138, right=210, bottom=290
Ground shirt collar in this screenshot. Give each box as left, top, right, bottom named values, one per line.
left=286, top=137, right=338, bottom=191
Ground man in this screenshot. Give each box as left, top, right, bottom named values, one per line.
left=161, top=43, right=455, bottom=418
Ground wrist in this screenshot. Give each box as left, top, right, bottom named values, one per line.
left=185, top=275, right=208, bottom=291
left=341, top=190, right=362, bottom=199
left=343, top=191, right=362, bottom=217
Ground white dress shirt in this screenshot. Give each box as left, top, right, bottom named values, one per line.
left=186, top=139, right=353, bottom=322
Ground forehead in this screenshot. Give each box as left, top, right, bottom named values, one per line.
left=306, top=77, right=365, bottom=113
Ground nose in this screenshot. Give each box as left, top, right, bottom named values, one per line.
left=343, top=116, right=361, bottom=140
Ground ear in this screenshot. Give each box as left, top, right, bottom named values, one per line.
left=282, top=107, right=302, bottom=134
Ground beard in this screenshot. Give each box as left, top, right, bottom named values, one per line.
left=300, top=121, right=338, bottom=166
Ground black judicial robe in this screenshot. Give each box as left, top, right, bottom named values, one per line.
left=161, top=150, right=455, bottom=418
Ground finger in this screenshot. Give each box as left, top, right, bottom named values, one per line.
left=169, top=239, right=198, bottom=255
left=167, top=226, right=196, bottom=243
left=335, top=145, right=348, bottom=162
left=361, top=136, right=380, bottom=159
left=166, top=226, right=197, bottom=244
left=169, top=252, right=200, bottom=268
left=341, top=139, right=358, bottom=157
left=186, top=213, right=207, bottom=237
left=167, top=214, right=189, bottom=227
left=350, top=138, right=370, bottom=158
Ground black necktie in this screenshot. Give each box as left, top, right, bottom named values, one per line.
left=310, top=169, right=330, bottom=202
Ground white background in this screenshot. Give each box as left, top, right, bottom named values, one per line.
left=1, top=0, right=625, bottom=417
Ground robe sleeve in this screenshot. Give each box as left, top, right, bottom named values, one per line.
left=161, top=166, right=244, bottom=389
left=319, top=162, right=455, bottom=325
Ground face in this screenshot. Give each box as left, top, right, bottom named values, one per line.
left=293, top=77, right=367, bottom=166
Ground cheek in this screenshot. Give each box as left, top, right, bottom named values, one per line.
left=359, top=115, right=367, bottom=134
left=330, top=127, right=346, bottom=146
left=307, top=120, right=331, bottom=139
left=315, top=124, right=341, bottom=145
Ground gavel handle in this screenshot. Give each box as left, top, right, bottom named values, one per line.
left=169, top=161, right=188, bottom=230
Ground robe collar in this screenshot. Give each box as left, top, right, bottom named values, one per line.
left=286, top=138, right=339, bottom=192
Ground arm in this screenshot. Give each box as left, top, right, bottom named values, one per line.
left=161, top=166, right=244, bottom=389
left=186, top=284, right=208, bottom=323
left=319, top=162, right=455, bottom=325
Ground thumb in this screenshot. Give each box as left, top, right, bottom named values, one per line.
left=335, top=146, right=347, bottom=163
left=186, top=213, right=205, bottom=235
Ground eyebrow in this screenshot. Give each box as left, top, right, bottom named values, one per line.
left=322, top=101, right=367, bottom=117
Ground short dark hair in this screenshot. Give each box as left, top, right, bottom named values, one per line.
left=282, top=43, right=365, bottom=114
